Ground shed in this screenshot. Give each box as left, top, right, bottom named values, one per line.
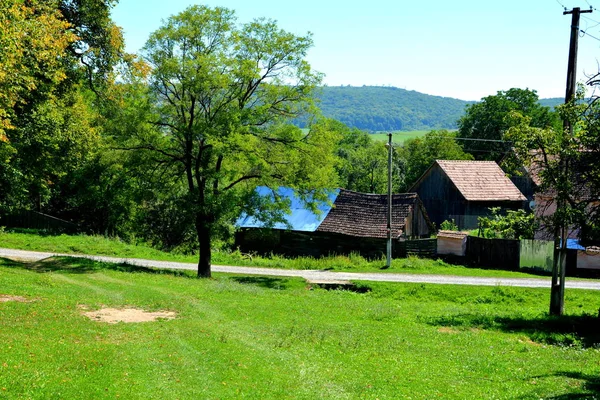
left=410, top=160, right=527, bottom=229
left=316, top=190, right=433, bottom=239
left=436, top=230, right=469, bottom=256
left=235, top=188, right=434, bottom=258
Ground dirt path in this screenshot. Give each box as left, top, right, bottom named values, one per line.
left=1, top=247, right=600, bottom=291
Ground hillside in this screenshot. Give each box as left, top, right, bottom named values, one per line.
left=311, top=86, right=473, bottom=132
left=307, top=86, right=565, bottom=132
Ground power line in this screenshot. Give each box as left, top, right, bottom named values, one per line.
left=582, top=15, right=600, bottom=30
left=584, top=0, right=597, bottom=11
left=556, top=0, right=567, bottom=10
left=580, top=29, right=600, bottom=42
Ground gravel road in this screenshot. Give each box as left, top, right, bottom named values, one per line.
left=1, top=247, right=600, bottom=290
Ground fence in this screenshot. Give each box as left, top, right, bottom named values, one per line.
left=466, top=236, right=520, bottom=271
left=397, top=238, right=437, bottom=258
left=520, top=239, right=554, bottom=273
left=0, top=210, right=81, bottom=234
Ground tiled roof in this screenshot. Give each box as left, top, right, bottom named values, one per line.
left=437, top=230, right=469, bottom=239
left=436, top=160, right=526, bottom=201
left=316, top=190, right=419, bottom=238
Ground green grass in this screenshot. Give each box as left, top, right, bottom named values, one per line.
left=0, top=230, right=553, bottom=279
left=0, top=256, right=599, bottom=399
left=370, top=130, right=429, bottom=143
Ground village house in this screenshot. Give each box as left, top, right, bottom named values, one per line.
left=409, top=160, right=527, bottom=229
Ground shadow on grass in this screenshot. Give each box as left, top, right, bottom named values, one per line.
left=0, top=256, right=195, bottom=278
left=230, top=276, right=293, bottom=290
left=522, top=371, right=600, bottom=399
left=426, top=312, right=600, bottom=348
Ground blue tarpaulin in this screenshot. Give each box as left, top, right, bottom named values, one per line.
left=566, top=238, right=585, bottom=250
left=236, top=187, right=339, bottom=232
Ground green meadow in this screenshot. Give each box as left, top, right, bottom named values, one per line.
left=1, top=256, right=599, bottom=399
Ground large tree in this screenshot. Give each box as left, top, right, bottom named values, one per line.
left=0, top=0, right=125, bottom=213
left=129, top=5, right=339, bottom=277
left=457, top=88, right=557, bottom=161
left=505, top=85, right=600, bottom=315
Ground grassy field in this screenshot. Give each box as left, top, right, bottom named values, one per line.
left=0, top=256, right=599, bottom=399
left=0, top=230, right=552, bottom=279
left=370, top=130, right=429, bottom=143
left=370, top=129, right=459, bottom=144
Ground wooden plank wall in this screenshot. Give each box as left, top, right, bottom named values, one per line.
left=466, top=236, right=520, bottom=270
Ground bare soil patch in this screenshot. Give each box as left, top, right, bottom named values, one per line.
left=82, top=307, right=176, bottom=324
left=0, top=295, right=30, bottom=303
left=438, top=327, right=460, bottom=334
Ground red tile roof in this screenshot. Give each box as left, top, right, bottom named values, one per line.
left=316, top=190, right=422, bottom=238
left=436, top=160, right=526, bottom=201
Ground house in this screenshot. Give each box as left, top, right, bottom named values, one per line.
left=409, top=160, right=527, bottom=229
left=235, top=188, right=434, bottom=258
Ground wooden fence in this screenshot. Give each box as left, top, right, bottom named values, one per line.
left=466, top=236, right=520, bottom=271
left=235, top=229, right=437, bottom=260
left=0, top=210, right=81, bottom=234
left=397, top=238, right=437, bottom=258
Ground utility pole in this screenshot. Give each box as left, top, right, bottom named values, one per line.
left=386, top=133, right=393, bottom=268
left=550, top=6, right=592, bottom=316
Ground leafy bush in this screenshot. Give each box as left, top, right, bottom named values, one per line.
left=440, top=219, right=458, bottom=231
left=477, top=208, right=537, bottom=239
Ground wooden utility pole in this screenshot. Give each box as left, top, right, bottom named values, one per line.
left=386, top=133, right=393, bottom=268
left=550, top=6, right=592, bottom=316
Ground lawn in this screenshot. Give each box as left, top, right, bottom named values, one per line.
left=0, top=230, right=552, bottom=279
left=0, top=256, right=599, bottom=399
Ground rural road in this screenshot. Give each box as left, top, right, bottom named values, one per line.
left=2, top=247, right=600, bottom=291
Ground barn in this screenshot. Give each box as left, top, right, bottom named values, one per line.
left=235, top=188, right=434, bottom=258
left=410, top=160, right=527, bottom=229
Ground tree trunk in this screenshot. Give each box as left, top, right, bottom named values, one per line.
left=195, top=214, right=212, bottom=278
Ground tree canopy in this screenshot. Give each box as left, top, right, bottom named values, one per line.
left=398, top=130, right=474, bottom=190
left=0, top=0, right=124, bottom=211
left=457, top=88, right=558, bottom=161
left=123, top=5, right=339, bottom=276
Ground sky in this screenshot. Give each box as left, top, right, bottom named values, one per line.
left=111, top=0, right=600, bottom=101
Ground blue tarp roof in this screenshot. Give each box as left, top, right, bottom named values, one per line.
left=566, top=238, right=585, bottom=250
left=236, top=187, right=339, bottom=232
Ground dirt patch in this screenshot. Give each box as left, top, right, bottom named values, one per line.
left=82, top=307, right=176, bottom=324
left=438, top=327, right=460, bottom=334
left=0, top=295, right=31, bottom=303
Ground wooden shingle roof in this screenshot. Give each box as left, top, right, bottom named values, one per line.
left=435, top=160, right=526, bottom=201
left=316, top=190, right=421, bottom=238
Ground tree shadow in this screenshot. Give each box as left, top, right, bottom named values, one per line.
left=0, top=256, right=195, bottom=278
left=426, top=313, right=600, bottom=348
left=230, top=276, right=293, bottom=290
left=520, top=371, right=600, bottom=399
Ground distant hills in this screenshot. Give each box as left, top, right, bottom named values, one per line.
left=306, top=86, right=565, bottom=132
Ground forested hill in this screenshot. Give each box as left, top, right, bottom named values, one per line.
left=308, top=86, right=565, bottom=132
left=310, top=86, right=473, bottom=132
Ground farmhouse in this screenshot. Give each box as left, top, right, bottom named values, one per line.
left=410, top=160, right=527, bottom=229
left=235, top=188, right=434, bottom=258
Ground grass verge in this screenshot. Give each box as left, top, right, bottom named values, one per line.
left=0, top=230, right=551, bottom=278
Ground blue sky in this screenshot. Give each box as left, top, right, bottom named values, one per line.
left=111, top=0, right=600, bottom=101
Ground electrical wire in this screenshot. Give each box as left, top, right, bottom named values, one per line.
left=556, top=0, right=567, bottom=10
left=582, top=15, right=600, bottom=31
left=584, top=0, right=597, bottom=11
left=581, top=29, right=600, bottom=42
